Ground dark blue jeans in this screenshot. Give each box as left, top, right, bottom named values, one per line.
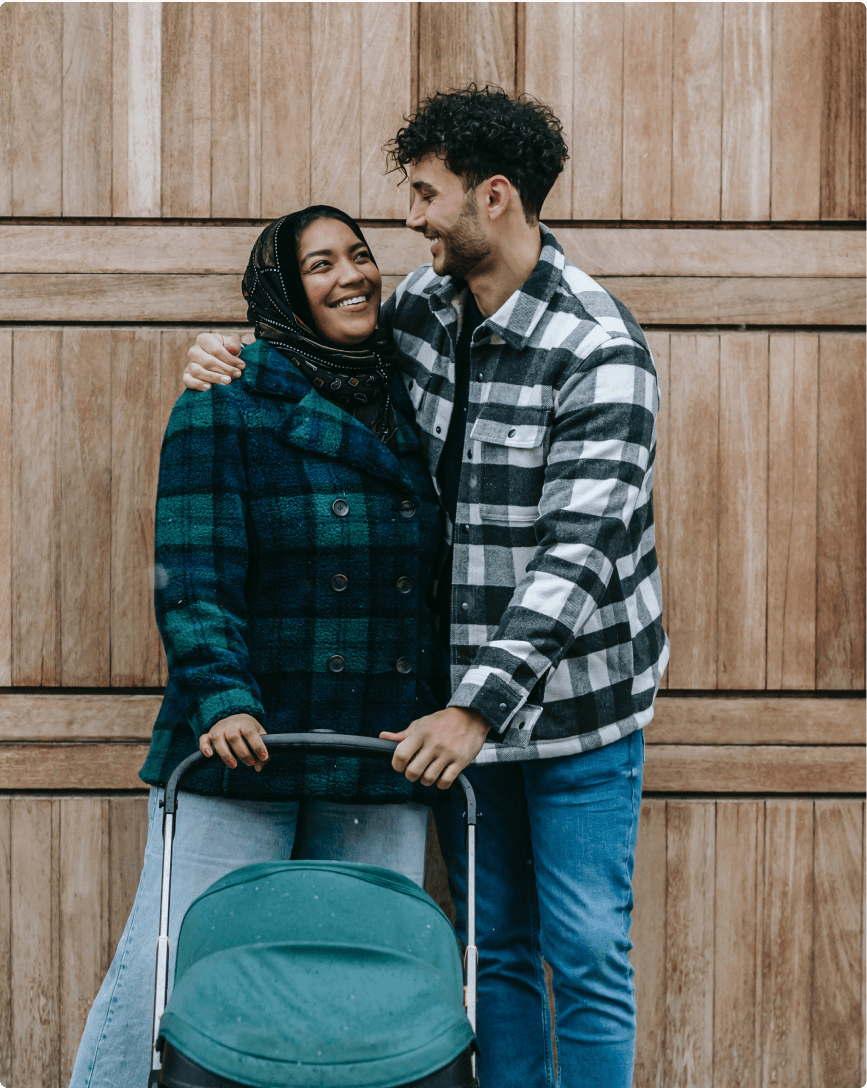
left=434, top=730, right=644, bottom=1088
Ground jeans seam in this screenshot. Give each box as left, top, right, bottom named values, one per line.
left=527, top=852, right=556, bottom=1088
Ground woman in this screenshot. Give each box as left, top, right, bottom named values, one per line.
left=69, top=207, right=446, bottom=1088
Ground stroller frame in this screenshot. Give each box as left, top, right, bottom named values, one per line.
left=148, top=734, right=479, bottom=1087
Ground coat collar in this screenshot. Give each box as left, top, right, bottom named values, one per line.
left=240, top=339, right=421, bottom=496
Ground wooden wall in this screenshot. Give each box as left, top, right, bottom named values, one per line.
left=0, top=4, right=864, bottom=1087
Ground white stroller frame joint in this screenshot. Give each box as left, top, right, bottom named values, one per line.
left=149, top=732, right=479, bottom=1088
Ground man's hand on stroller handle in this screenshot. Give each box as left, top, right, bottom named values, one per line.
left=200, top=714, right=269, bottom=772
left=380, top=707, right=489, bottom=789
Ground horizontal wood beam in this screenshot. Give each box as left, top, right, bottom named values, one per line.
left=2, top=226, right=863, bottom=277
left=1, top=275, right=862, bottom=325
left=0, top=694, right=861, bottom=744
left=0, top=741, right=861, bottom=792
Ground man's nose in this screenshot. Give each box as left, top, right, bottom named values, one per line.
left=406, top=199, right=425, bottom=232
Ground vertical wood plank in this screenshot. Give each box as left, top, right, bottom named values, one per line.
left=761, top=801, right=813, bottom=1087
left=247, top=3, right=261, bottom=219
left=12, top=2, right=63, bottom=215
left=672, top=3, right=722, bottom=220
left=718, top=334, right=768, bottom=689
left=623, top=3, right=673, bottom=220
left=466, top=2, right=516, bottom=94
left=771, top=4, right=822, bottom=221
left=111, top=330, right=162, bottom=687
left=816, top=334, right=866, bottom=689
left=0, top=331, right=10, bottom=686
left=821, top=2, right=866, bottom=221
left=667, top=335, right=719, bottom=688
left=664, top=801, right=715, bottom=1088
left=111, top=1, right=130, bottom=216
left=571, top=4, right=623, bottom=220
left=59, top=798, right=109, bottom=1087
left=311, top=6, right=361, bottom=216
left=418, top=3, right=467, bottom=102
left=722, top=2, right=772, bottom=220
left=0, top=800, right=11, bottom=1086
left=632, top=799, right=666, bottom=1088
left=108, top=796, right=148, bottom=953
left=767, top=335, right=818, bottom=689
left=261, top=3, right=311, bottom=217
left=12, top=330, right=62, bottom=687
left=210, top=3, right=251, bottom=218
left=127, top=1, right=162, bottom=217
left=361, top=3, right=412, bottom=219
left=523, top=2, right=573, bottom=219
left=645, top=332, right=669, bottom=687
left=61, top=329, right=112, bottom=686
left=62, top=2, right=113, bottom=216
left=161, top=1, right=212, bottom=218
left=0, top=3, right=14, bottom=216
left=714, top=802, right=764, bottom=1088
left=812, top=801, right=863, bottom=1087
left=11, top=799, right=59, bottom=1088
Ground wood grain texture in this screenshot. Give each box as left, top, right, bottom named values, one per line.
left=0, top=331, right=10, bottom=686
left=59, top=797, right=109, bottom=1086
left=108, top=795, right=148, bottom=951
left=12, top=330, right=62, bottom=686
left=111, top=330, right=162, bottom=687
left=360, top=3, right=412, bottom=220
left=110, top=1, right=130, bottom=216
left=664, top=801, right=714, bottom=1088
left=261, top=3, right=311, bottom=217
left=466, top=3, right=516, bottom=94
left=0, top=745, right=150, bottom=790
left=523, top=2, right=573, bottom=220
left=126, top=1, right=162, bottom=217
left=210, top=3, right=252, bottom=218
left=12, top=1, right=62, bottom=216
left=161, top=1, right=212, bottom=218
left=418, top=2, right=467, bottom=102
left=0, top=800, right=10, bottom=1086
left=632, top=799, right=666, bottom=1088
left=718, top=334, right=768, bottom=689
left=570, top=4, right=622, bottom=220
left=714, top=802, right=763, bottom=1088
left=10, top=798, right=59, bottom=1088
left=767, top=335, right=818, bottom=689
left=623, top=3, right=673, bottom=220
left=645, top=331, right=669, bottom=689
left=650, top=696, right=864, bottom=746
left=722, top=2, right=771, bottom=220
left=672, top=3, right=722, bottom=220
left=821, top=1, right=866, bottom=221
left=645, top=745, right=865, bottom=794
left=62, top=2, right=112, bottom=216
left=0, top=694, right=161, bottom=740
left=0, top=3, right=12, bottom=217
left=762, top=800, right=813, bottom=1088
left=60, top=329, right=112, bottom=686
left=312, top=5, right=360, bottom=216
left=247, top=3, right=261, bottom=222
left=667, top=335, right=718, bottom=688
left=816, top=334, right=866, bottom=689
left=812, top=800, right=864, bottom=1087
left=771, top=4, right=822, bottom=221
left=5, top=224, right=863, bottom=277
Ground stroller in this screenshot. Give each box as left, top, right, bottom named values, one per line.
left=148, top=734, right=479, bottom=1088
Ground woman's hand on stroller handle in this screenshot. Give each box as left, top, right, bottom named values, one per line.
left=200, top=714, right=269, bottom=772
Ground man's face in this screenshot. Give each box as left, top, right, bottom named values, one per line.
left=406, top=153, right=492, bottom=279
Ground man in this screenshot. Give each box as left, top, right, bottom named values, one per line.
left=185, top=86, right=668, bottom=1088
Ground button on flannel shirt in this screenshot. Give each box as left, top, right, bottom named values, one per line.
left=381, top=225, right=669, bottom=763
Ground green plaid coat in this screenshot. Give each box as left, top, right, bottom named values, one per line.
left=139, top=338, right=446, bottom=803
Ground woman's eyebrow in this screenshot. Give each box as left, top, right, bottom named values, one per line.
left=300, top=241, right=366, bottom=263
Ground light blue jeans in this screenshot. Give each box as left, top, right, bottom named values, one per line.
left=68, top=787, right=429, bottom=1088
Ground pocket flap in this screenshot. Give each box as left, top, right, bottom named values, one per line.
left=470, top=416, right=546, bottom=449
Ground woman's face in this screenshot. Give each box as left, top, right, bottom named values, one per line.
left=296, top=219, right=382, bottom=346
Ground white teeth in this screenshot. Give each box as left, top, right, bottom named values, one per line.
left=336, top=296, right=365, bottom=308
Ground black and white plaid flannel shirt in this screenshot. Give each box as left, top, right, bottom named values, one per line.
left=381, top=226, right=669, bottom=762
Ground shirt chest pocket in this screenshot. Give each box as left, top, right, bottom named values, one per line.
left=469, top=411, right=550, bottom=524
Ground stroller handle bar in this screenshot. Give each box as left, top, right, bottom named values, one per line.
left=151, top=732, right=479, bottom=1085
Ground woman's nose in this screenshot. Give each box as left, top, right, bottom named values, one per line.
left=336, top=259, right=365, bottom=284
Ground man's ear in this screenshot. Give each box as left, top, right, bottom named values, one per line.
left=485, top=176, right=514, bottom=222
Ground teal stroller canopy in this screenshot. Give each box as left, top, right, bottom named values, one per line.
left=158, top=861, right=474, bottom=1088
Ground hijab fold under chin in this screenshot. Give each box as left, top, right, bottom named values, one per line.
left=242, top=208, right=397, bottom=450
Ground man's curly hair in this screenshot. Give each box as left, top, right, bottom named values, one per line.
left=384, top=84, right=569, bottom=223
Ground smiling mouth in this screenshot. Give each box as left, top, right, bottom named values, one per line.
left=331, top=294, right=369, bottom=309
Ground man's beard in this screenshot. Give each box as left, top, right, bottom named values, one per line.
left=437, top=197, right=492, bottom=278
